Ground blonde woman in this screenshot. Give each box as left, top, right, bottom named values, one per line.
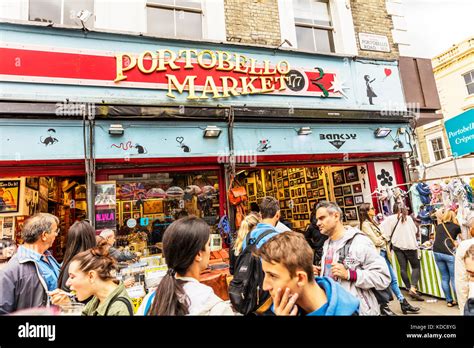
left=229, top=212, right=261, bottom=275
left=433, top=209, right=461, bottom=307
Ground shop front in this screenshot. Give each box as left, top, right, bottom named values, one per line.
left=0, top=22, right=414, bottom=305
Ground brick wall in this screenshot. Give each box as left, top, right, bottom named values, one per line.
left=350, top=0, right=399, bottom=59
left=224, top=0, right=281, bottom=46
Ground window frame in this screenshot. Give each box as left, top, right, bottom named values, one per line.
left=463, top=70, right=474, bottom=95
left=293, top=0, right=335, bottom=53
left=426, top=132, right=447, bottom=163
left=28, top=0, right=95, bottom=27
left=146, top=1, right=203, bottom=39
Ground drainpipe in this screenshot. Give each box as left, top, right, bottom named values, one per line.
left=84, top=105, right=96, bottom=227
left=226, top=106, right=236, bottom=234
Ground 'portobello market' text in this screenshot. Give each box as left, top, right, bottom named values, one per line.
left=114, top=49, right=290, bottom=99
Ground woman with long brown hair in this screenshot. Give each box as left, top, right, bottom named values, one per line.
left=380, top=204, right=423, bottom=301
left=137, top=216, right=234, bottom=315
left=359, top=203, right=419, bottom=314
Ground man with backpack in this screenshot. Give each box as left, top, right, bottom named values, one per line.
left=256, top=231, right=360, bottom=316
left=229, top=196, right=283, bottom=315
left=316, top=201, right=390, bottom=315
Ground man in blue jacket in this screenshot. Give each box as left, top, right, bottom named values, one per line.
left=256, top=231, right=359, bottom=316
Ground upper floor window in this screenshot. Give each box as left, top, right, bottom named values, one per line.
left=29, top=0, right=94, bottom=27
left=429, top=137, right=446, bottom=162
left=463, top=70, right=474, bottom=95
left=293, top=0, right=335, bottom=53
left=146, top=0, right=202, bottom=39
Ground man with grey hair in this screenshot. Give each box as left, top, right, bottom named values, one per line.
left=0, top=213, right=61, bottom=314
left=315, top=201, right=390, bottom=315
left=99, top=229, right=139, bottom=262
left=455, top=210, right=474, bottom=314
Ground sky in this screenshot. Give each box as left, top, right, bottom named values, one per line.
left=403, top=0, right=474, bottom=58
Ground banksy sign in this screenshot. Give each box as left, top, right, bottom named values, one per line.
left=320, top=133, right=357, bottom=149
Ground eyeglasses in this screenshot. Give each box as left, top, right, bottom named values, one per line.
left=52, top=228, right=60, bottom=235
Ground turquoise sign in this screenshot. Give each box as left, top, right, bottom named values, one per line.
left=445, top=109, right=474, bottom=157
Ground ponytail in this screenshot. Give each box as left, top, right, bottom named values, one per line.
left=147, top=271, right=189, bottom=315
left=233, top=213, right=261, bottom=256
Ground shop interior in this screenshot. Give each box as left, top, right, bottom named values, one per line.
left=0, top=176, right=87, bottom=262
left=235, top=164, right=372, bottom=230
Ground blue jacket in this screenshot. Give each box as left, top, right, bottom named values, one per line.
left=240, top=223, right=279, bottom=251
left=307, top=277, right=360, bottom=316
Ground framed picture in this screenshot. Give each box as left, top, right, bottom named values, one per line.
left=344, top=166, right=359, bottom=183
left=334, top=186, right=343, bottom=197
left=308, top=190, right=313, bottom=198
left=283, top=179, right=289, bottom=188
left=265, top=171, right=273, bottom=191
left=345, top=207, right=358, bottom=221
left=0, top=180, right=21, bottom=213
left=286, top=210, right=292, bottom=219
left=304, top=214, right=309, bottom=220
left=305, top=167, right=318, bottom=181
left=143, top=200, right=164, bottom=214
left=248, top=196, right=256, bottom=202
left=302, top=204, right=308, bottom=212
left=318, top=188, right=325, bottom=197
left=306, top=183, right=312, bottom=190
left=309, top=199, right=317, bottom=211
left=302, top=197, right=307, bottom=203
left=283, top=169, right=288, bottom=177
left=284, top=189, right=290, bottom=197
left=276, top=170, right=282, bottom=179
left=247, top=183, right=255, bottom=196
left=38, top=198, right=48, bottom=213
left=26, top=177, right=39, bottom=190
left=298, top=188, right=302, bottom=196
left=39, top=177, right=48, bottom=200
left=311, top=181, right=318, bottom=189
left=332, top=170, right=345, bottom=186
left=277, top=181, right=283, bottom=189
left=336, top=197, right=344, bottom=207
left=354, top=195, right=364, bottom=205
left=317, top=179, right=324, bottom=188
left=342, top=185, right=352, bottom=195
left=352, top=183, right=362, bottom=194
left=290, top=180, right=294, bottom=186
left=291, top=189, right=295, bottom=196
left=344, top=196, right=354, bottom=206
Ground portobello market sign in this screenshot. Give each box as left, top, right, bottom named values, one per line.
left=113, top=49, right=341, bottom=99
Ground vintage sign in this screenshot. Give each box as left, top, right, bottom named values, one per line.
left=95, top=181, right=117, bottom=232
left=358, top=33, right=391, bottom=53
left=0, top=180, right=20, bottom=214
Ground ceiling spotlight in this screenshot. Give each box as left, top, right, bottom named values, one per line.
left=297, top=127, right=312, bottom=135
left=374, top=127, right=392, bottom=138
left=108, top=124, right=124, bottom=135
left=203, top=125, right=222, bottom=138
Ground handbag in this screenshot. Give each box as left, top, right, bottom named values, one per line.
left=228, top=176, right=248, bottom=206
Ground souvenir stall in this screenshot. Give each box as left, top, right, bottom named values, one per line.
left=384, top=176, right=474, bottom=299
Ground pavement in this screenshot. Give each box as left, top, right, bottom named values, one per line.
left=387, top=289, right=461, bottom=316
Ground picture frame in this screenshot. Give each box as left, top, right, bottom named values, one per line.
left=247, top=183, right=255, bottom=196
left=344, top=166, right=359, bottom=184
left=344, top=196, right=354, bottom=206
left=306, top=183, right=312, bottom=190
left=304, top=214, right=309, bottom=220
left=283, top=179, right=289, bottom=188
left=318, top=188, right=325, bottom=197
left=0, top=180, right=21, bottom=214
left=302, top=204, right=308, bottom=212
left=352, top=183, right=362, bottom=194
left=277, top=181, right=283, bottom=189
left=332, top=170, right=345, bottom=186
left=342, top=185, right=352, bottom=195
left=287, top=210, right=292, bottom=219
left=317, top=179, right=324, bottom=188
left=336, top=197, right=344, bottom=207
left=283, top=169, right=288, bottom=177
left=305, top=167, right=318, bottom=181
left=276, top=170, right=282, bottom=180
left=143, top=199, right=164, bottom=214
left=334, top=186, right=343, bottom=197
left=311, top=181, right=318, bottom=189
left=265, top=171, right=273, bottom=192
left=284, top=189, right=290, bottom=197
left=298, top=188, right=302, bottom=196
left=26, top=177, right=39, bottom=190
left=344, top=207, right=358, bottom=221
left=290, top=180, right=295, bottom=186
left=308, top=190, right=313, bottom=198
left=291, top=189, right=295, bottom=196
left=354, top=195, right=364, bottom=205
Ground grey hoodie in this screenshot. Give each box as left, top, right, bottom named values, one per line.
left=320, top=226, right=391, bottom=316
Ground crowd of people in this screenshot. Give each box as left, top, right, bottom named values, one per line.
left=0, top=196, right=473, bottom=316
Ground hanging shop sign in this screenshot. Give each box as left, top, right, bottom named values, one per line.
left=444, top=109, right=474, bottom=158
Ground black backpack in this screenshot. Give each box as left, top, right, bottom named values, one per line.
left=228, top=229, right=274, bottom=315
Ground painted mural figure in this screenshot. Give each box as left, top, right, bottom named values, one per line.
left=40, top=128, right=59, bottom=146
left=364, top=75, right=377, bottom=105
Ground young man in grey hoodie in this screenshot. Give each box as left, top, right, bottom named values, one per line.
left=315, top=201, right=390, bottom=315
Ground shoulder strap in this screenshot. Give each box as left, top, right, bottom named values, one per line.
left=389, top=217, right=401, bottom=241
left=441, top=223, right=456, bottom=244
left=249, top=229, right=275, bottom=248
left=338, top=232, right=363, bottom=264
left=104, top=292, right=134, bottom=316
